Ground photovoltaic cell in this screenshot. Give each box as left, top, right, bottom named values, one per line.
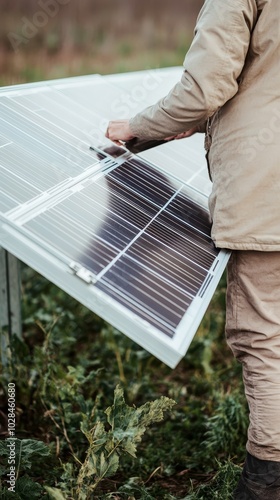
left=0, top=192, right=17, bottom=213
left=0, top=68, right=230, bottom=367
left=20, top=155, right=219, bottom=340
left=0, top=134, right=11, bottom=147
left=96, top=256, right=193, bottom=338
left=0, top=102, right=99, bottom=174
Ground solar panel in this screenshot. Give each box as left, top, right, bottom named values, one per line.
left=0, top=68, right=230, bottom=368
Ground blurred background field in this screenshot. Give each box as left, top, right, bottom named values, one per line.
left=0, top=0, right=203, bottom=86
left=0, top=1, right=248, bottom=499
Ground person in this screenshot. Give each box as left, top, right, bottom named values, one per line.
left=105, top=0, right=280, bottom=498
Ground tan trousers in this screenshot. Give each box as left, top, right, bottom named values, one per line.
left=226, top=250, right=280, bottom=461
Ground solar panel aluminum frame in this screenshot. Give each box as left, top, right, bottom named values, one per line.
left=0, top=213, right=230, bottom=368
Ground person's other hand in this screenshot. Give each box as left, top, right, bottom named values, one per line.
left=165, top=126, right=200, bottom=141
left=105, top=120, right=135, bottom=146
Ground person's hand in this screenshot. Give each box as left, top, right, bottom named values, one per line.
left=165, top=126, right=200, bottom=141
left=105, top=120, right=135, bottom=146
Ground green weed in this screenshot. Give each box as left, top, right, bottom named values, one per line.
left=0, top=264, right=247, bottom=498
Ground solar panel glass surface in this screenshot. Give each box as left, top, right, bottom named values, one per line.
left=0, top=69, right=230, bottom=367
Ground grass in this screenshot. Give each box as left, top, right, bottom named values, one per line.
left=0, top=265, right=248, bottom=499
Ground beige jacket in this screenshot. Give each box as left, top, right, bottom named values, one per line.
left=129, top=0, right=280, bottom=251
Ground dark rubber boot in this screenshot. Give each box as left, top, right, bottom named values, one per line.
left=234, top=452, right=280, bottom=499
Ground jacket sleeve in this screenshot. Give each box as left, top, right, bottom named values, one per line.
left=129, top=0, right=258, bottom=140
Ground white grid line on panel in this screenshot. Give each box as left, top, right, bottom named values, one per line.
left=94, top=184, right=184, bottom=282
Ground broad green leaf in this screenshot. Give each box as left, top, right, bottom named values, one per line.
left=45, top=486, right=67, bottom=500
left=95, top=451, right=119, bottom=479
left=17, top=439, right=51, bottom=469
left=104, top=386, right=176, bottom=458
left=106, top=452, right=119, bottom=477
left=105, top=385, right=135, bottom=431
left=0, top=439, right=51, bottom=470
left=99, top=451, right=107, bottom=477
left=81, top=455, right=98, bottom=478
left=15, top=476, right=43, bottom=499
left=80, top=420, right=107, bottom=452
left=122, top=439, right=137, bottom=458
left=76, top=385, right=175, bottom=492
left=0, top=441, right=9, bottom=456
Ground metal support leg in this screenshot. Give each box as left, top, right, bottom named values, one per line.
left=0, top=247, right=22, bottom=366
